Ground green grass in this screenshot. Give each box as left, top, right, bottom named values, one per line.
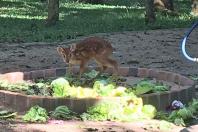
left=0, top=0, right=197, bottom=42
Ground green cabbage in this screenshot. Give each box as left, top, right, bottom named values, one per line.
left=51, top=105, right=76, bottom=120
left=134, top=81, right=154, bottom=95
left=93, top=80, right=115, bottom=96
left=51, top=78, right=70, bottom=97
left=23, top=105, right=48, bottom=123
left=142, top=104, right=157, bottom=119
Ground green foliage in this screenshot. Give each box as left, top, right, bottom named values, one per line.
left=142, top=105, right=157, bottom=119
left=51, top=105, right=76, bottom=120
left=83, top=70, right=100, bottom=79
left=26, top=83, right=51, bottom=96
left=80, top=97, right=157, bottom=122
left=0, top=80, right=30, bottom=92
left=23, top=105, right=48, bottom=123
left=80, top=102, right=119, bottom=121
left=134, top=81, right=154, bottom=95
left=0, top=80, right=51, bottom=96
left=51, top=77, right=71, bottom=97
left=0, top=0, right=196, bottom=42
left=110, top=86, right=128, bottom=97
left=156, top=99, right=198, bottom=126
left=93, top=80, right=115, bottom=96
left=134, top=80, right=169, bottom=95
left=0, top=110, right=17, bottom=119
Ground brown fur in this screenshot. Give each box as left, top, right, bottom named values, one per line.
left=57, top=37, right=118, bottom=77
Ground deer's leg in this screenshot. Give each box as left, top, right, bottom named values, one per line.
left=68, top=63, right=73, bottom=75
left=95, top=56, right=119, bottom=75
left=79, top=60, right=88, bottom=78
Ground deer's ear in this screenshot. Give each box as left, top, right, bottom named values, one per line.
left=70, top=44, right=76, bottom=52
left=57, top=47, right=64, bottom=53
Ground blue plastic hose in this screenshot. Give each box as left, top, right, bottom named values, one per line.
left=181, top=21, right=198, bottom=62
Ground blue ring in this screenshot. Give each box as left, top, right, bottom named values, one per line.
left=181, top=21, right=198, bottom=62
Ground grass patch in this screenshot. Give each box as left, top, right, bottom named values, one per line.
left=0, top=0, right=197, bottom=43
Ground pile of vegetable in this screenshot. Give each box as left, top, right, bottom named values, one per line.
left=0, top=110, right=17, bottom=120
left=80, top=96, right=157, bottom=122
left=2, top=98, right=198, bottom=127
left=50, top=105, right=77, bottom=120
left=23, top=105, right=49, bottom=123
left=0, top=80, right=52, bottom=96
left=21, top=99, right=198, bottom=127
left=0, top=70, right=170, bottom=97
left=156, top=99, right=198, bottom=126
left=21, top=96, right=157, bottom=123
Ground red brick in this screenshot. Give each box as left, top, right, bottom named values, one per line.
left=56, top=68, right=66, bottom=77
left=0, top=91, right=5, bottom=106
left=146, top=93, right=160, bottom=110
left=2, top=72, right=24, bottom=83
left=44, top=69, right=56, bottom=78
left=23, top=72, right=31, bottom=80
left=159, top=92, right=171, bottom=111
left=157, top=71, right=168, bottom=81
left=31, top=70, right=44, bottom=80
left=178, top=76, right=189, bottom=86
left=55, top=97, right=72, bottom=110
left=184, top=78, right=194, bottom=86
left=148, top=69, right=158, bottom=78
left=15, top=94, right=28, bottom=112
left=138, top=68, right=149, bottom=78
left=118, top=67, right=129, bottom=76
left=26, top=95, right=44, bottom=110
left=166, top=72, right=175, bottom=82
left=174, top=74, right=180, bottom=84
left=43, top=97, right=57, bottom=112
left=86, top=98, right=103, bottom=109
left=71, top=98, right=87, bottom=114
left=128, top=67, right=138, bottom=77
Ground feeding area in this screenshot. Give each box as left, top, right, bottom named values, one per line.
left=0, top=66, right=196, bottom=129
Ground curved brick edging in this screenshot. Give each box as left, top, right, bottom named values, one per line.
left=0, top=67, right=195, bottom=113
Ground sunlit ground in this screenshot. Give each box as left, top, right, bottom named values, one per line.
left=0, top=0, right=196, bottom=42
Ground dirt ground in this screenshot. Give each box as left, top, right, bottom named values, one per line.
left=0, top=119, right=186, bottom=132
left=1, top=28, right=198, bottom=132
left=0, top=28, right=198, bottom=77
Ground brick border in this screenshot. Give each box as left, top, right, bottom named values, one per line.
left=0, top=67, right=195, bottom=112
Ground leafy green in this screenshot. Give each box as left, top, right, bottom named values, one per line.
left=51, top=78, right=70, bottom=97
left=83, top=70, right=100, bottom=79
left=51, top=105, right=76, bottom=120
left=110, top=86, right=128, bottom=97
left=0, top=80, right=30, bottom=92
left=142, top=105, right=157, bottom=119
left=26, top=83, right=51, bottom=96
left=93, top=80, right=115, bottom=96
left=81, top=96, right=157, bottom=122
left=134, top=80, right=169, bottom=95
left=158, top=120, right=173, bottom=131
left=134, top=81, right=154, bottom=95
left=155, top=99, right=198, bottom=126
left=0, top=80, right=51, bottom=96
left=174, top=118, right=185, bottom=126
left=80, top=101, right=120, bottom=121
left=23, top=105, right=48, bottom=123
left=0, top=110, right=17, bottom=119
left=177, top=108, right=193, bottom=120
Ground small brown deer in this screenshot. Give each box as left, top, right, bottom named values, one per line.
left=57, top=37, right=118, bottom=77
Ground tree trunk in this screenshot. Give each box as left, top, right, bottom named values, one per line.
left=145, top=0, right=156, bottom=24
left=154, top=0, right=174, bottom=11
left=46, top=0, right=59, bottom=26
left=191, top=0, right=198, bottom=16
